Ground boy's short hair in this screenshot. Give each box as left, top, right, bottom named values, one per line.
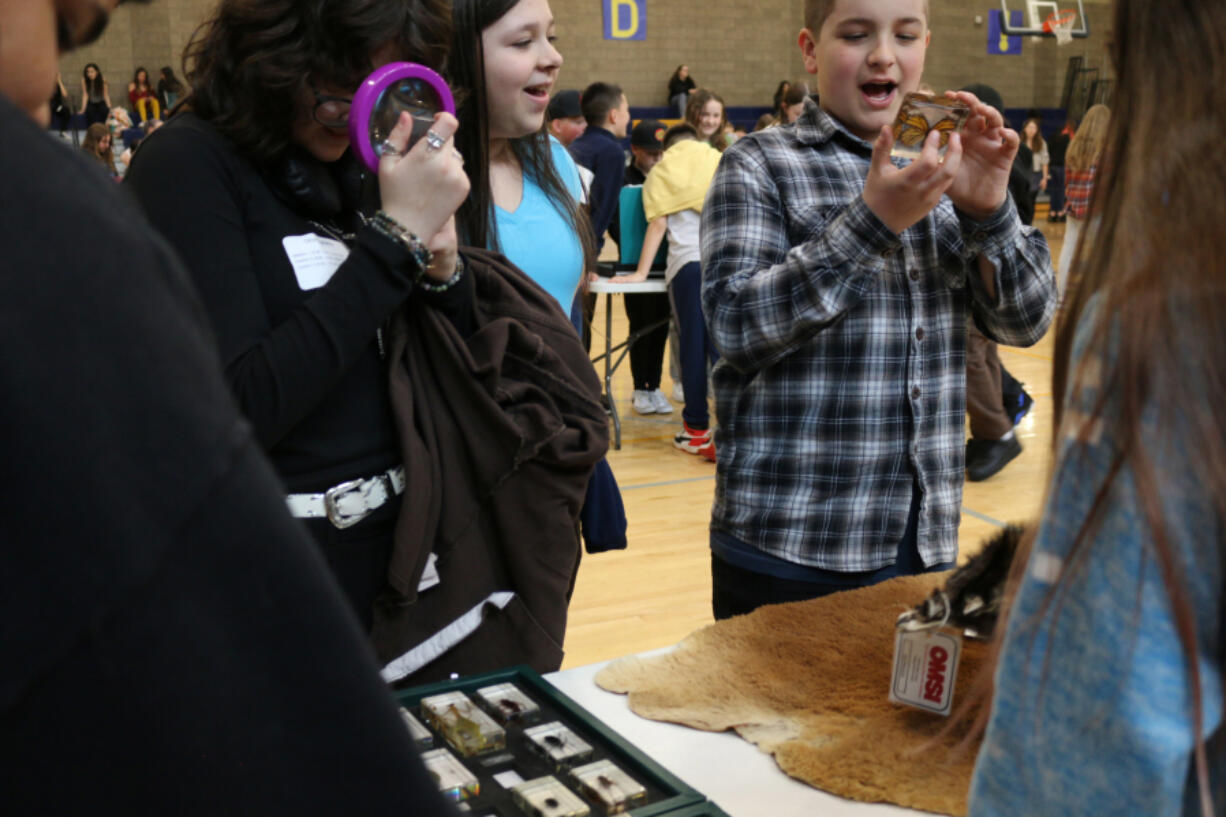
left=663, top=123, right=699, bottom=150
left=804, top=0, right=928, bottom=32
left=580, top=82, right=625, bottom=128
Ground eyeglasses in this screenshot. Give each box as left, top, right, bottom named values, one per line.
left=313, top=90, right=353, bottom=129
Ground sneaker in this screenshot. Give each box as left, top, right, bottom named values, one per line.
left=965, top=436, right=1022, bottom=481
left=672, top=382, right=685, bottom=403
left=674, top=422, right=716, bottom=461
left=632, top=389, right=657, bottom=415
left=1004, top=389, right=1034, bottom=427
left=649, top=389, right=673, bottom=414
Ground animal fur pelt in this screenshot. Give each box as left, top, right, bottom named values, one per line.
left=896, top=525, right=1026, bottom=639
left=596, top=573, right=988, bottom=816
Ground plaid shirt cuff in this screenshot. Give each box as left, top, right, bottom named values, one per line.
left=956, top=195, right=1022, bottom=260
left=823, top=196, right=903, bottom=284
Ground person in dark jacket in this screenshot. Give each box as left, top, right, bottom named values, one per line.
left=0, top=0, right=458, bottom=812
left=126, top=0, right=471, bottom=635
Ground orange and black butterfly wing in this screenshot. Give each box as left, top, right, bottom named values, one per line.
left=894, top=113, right=929, bottom=148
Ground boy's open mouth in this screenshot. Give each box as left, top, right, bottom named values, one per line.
left=861, top=81, right=897, bottom=105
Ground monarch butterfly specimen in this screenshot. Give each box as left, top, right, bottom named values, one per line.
left=892, top=93, right=969, bottom=150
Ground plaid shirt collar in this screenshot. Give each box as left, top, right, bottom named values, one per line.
left=794, top=97, right=874, bottom=156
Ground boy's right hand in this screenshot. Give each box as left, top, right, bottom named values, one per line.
left=862, top=125, right=963, bottom=236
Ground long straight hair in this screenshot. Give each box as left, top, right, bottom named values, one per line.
left=980, top=1, right=1226, bottom=813
left=1063, top=103, right=1109, bottom=173
left=447, top=0, right=595, bottom=271
left=82, top=63, right=104, bottom=97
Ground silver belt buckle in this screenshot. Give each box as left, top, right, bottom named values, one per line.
left=324, top=478, right=370, bottom=529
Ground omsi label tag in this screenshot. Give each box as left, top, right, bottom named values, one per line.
left=889, top=628, right=962, bottom=715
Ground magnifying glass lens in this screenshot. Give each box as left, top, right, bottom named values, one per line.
left=371, top=78, right=441, bottom=156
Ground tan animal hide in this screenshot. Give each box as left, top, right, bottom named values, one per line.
left=595, top=573, right=987, bottom=816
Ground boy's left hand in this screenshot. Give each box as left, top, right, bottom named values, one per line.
left=942, top=90, right=1019, bottom=221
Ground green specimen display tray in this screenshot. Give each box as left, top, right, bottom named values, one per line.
left=396, top=665, right=720, bottom=816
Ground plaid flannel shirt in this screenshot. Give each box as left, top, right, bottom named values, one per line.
left=700, top=99, right=1056, bottom=571
left=1064, top=164, right=1097, bottom=220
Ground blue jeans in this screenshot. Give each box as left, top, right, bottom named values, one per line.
left=710, top=483, right=954, bottom=619
left=668, top=261, right=717, bottom=429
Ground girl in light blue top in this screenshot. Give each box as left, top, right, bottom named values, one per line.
left=447, top=0, right=594, bottom=313
left=969, top=0, right=1224, bottom=814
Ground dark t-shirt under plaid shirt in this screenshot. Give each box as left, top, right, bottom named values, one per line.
left=700, top=99, right=1056, bottom=572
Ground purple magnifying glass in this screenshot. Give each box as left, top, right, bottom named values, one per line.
left=349, top=62, right=456, bottom=174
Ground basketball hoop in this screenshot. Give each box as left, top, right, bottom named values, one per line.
left=1044, top=9, right=1077, bottom=45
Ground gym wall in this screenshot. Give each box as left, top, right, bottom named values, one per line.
left=56, top=0, right=1112, bottom=116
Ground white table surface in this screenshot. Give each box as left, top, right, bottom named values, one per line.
left=545, top=656, right=932, bottom=817
left=588, top=278, right=669, bottom=294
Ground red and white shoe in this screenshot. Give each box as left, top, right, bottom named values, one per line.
left=674, top=422, right=716, bottom=462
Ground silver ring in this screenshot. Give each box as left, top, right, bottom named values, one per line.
left=424, top=130, right=447, bottom=152
left=377, top=139, right=402, bottom=158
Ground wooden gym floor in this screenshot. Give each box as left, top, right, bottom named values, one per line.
left=560, top=216, right=1068, bottom=669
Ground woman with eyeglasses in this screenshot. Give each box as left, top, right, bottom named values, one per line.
left=125, top=0, right=469, bottom=636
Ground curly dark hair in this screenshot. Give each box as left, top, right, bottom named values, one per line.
left=183, top=0, right=451, bottom=163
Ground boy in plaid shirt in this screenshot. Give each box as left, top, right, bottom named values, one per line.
left=700, top=0, right=1056, bottom=618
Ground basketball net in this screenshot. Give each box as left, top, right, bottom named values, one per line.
left=1044, top=10, right=1077, bottom=45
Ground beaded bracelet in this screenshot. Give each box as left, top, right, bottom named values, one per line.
left=416, top=255, right=466, bottom=293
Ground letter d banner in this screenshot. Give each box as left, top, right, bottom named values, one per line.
left=603, top=0, right=646, bottom=41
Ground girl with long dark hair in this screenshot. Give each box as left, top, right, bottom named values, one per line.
left=447, top=0, right=624, bottom=556
left=128, top=66, right=159, bottom=123
left=668, top=64, right=696, bottom=117
left=968, top=1, right=1225, bottom=813
left=447, top=0, right=594, bottom=315
left=78, top=62, right=110, bottom=126
left=125, top=0, right=469, bottom=636
left=156, top=66, right=183, bottom=113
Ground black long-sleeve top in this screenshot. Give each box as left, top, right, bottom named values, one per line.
left=0, top=93, right=456, bottom=815
left=127, top=113, right=471, bottom=493
left=668, top=75, right=696, bottom=100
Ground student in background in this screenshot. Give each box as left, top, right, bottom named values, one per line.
left=1021, top=117, right=1048, bottom=215
left=969, top=1, right=1223, bottom=813
left=128, top=66, right=160, bottom=123
left=685, top=88, right=728, bottom=152
left=569, top=81, right=630, bottom=256
left=80, top=122, right=118, bottom=178
left=545, top=88, right=586, bottom=147
left=621, top=119, right=672, bottom=416
left=622, top=124, right=721, bottom=460
left=668, top=64, right=696, bottom=118
left=1057, top=104, right=1109, bottom=300
left=156, top=66, right=184, bottom=114
left=78, top=62, right=111, bottom=126
left=961, top=83, right=1038, bottom=482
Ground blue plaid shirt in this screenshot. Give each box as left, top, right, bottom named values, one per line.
left=700, top=99, right=1056, bottom=571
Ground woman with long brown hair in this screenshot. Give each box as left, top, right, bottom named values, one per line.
left=968, top=0, right=1225, bottom=814
left=1055, top=103, right=1109, bottom=298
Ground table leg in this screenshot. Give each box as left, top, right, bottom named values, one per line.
left=604, top=292, right=620, bottom=450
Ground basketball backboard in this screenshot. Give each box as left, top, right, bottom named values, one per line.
left=998, top=0, right=1090, bottom=38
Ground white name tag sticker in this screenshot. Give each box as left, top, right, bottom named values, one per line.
left=282, top=233, right=350, bottom=290
left=889, top=628, right=962, bottom=716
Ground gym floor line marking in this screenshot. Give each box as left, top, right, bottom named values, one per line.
left=961, top=506, right=1007, bottom=528
left=622, top=475, right=716, bottom=491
